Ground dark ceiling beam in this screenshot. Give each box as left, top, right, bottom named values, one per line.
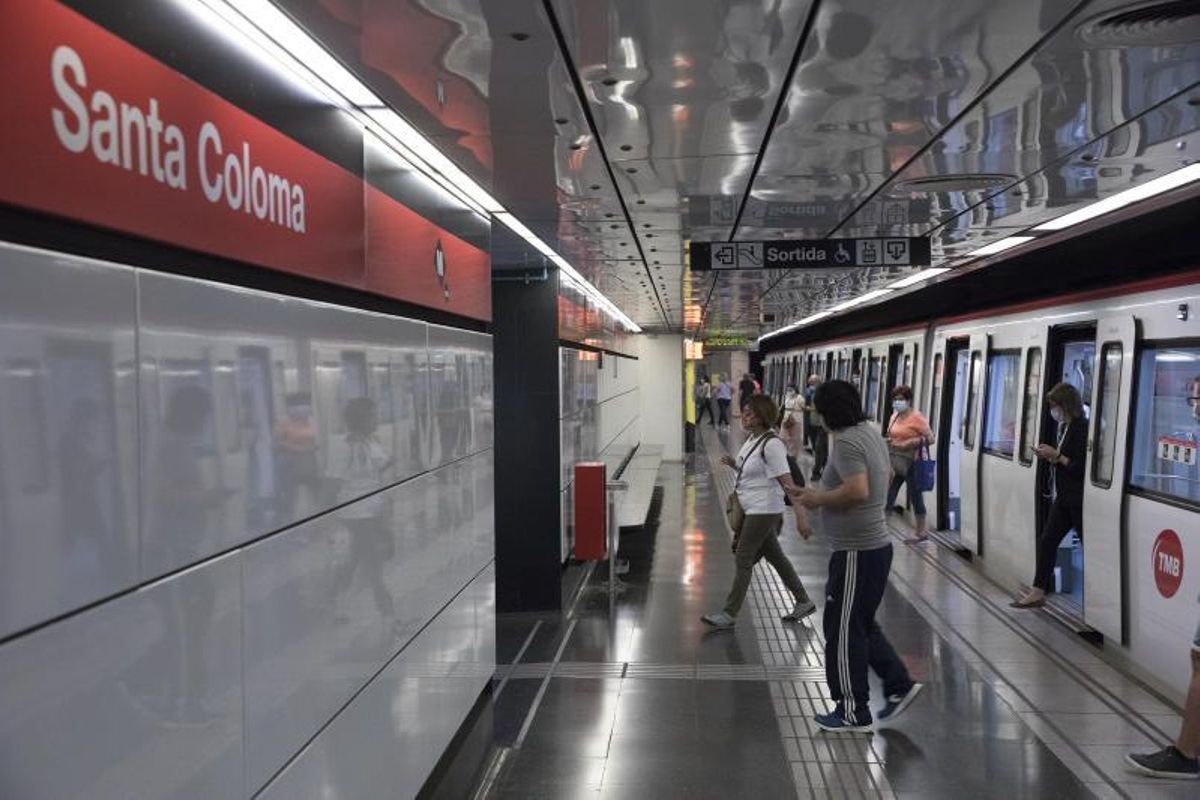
left=540, top=0, right=671, bottom=330
left=699, top=0, right=824, bottom=332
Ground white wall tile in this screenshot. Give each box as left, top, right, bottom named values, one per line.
left=0, top=553, right=243, bottom=799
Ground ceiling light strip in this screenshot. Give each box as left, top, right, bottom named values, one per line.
left=887, top=267, right=950, bottom=289
left=965, top=236, right=1035, bottom=257
left=194, top=0, right=640, bottom=332
left=1033, top=163, right=1200, bottom=232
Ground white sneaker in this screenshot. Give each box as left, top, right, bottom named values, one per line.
left=782, top=599, right=817, bottom=622
left=701, top=611, right=735, bottom=629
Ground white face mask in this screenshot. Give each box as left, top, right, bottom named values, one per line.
left=1050, top=407, right=1064, bottom=424
left=892, top=400, right=909, bottom=413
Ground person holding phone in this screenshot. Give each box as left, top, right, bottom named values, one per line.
left=1011, top=383, right=1087, bottom=609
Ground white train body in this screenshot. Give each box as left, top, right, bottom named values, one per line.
left=764, top=275, right=1200, bottom=699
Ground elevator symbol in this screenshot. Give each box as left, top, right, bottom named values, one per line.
left=856, top=239, right=881, bottom=265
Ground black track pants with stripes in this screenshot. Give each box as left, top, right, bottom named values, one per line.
left=822, top=544, right=913, bottom=724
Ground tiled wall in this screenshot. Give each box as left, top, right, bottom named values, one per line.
left=0, top=242, right=495, bottom=798
left=559, top=347, right=640, bottom=561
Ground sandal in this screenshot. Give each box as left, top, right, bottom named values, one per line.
left=903, top=535, right=929, bottom=545
left=1009, top=597, right=1046, bottom=609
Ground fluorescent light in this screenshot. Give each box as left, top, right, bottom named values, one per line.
left=758, top=310, right=832, bottom=342
left=1035, top=163, right=1200, bottom=232
left=888, top=267, right=950, bottom=289
left=192, top=0, right=640, bottom=333
left=966, top=236, right=1034, bottom=257
left=827, top=288, right=893, bottom=313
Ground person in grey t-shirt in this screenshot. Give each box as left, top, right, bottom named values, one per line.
left=797, top=380, right=921, bottom=733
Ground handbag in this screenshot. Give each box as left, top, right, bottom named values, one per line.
left=913, top=442, right=936, bottom=492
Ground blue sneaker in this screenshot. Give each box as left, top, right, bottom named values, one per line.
left=877, top=683, right=924, bottom=724
left=814, top=709, right=873, bottom=733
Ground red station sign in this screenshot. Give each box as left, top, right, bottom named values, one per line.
left=0, top=0, right=491, bottom=321
left=1152, top=529, right=1184, bottom=599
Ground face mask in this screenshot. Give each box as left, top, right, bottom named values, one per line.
left=1050, top=407, right=1064, bottom=424
left=892, top=400, right=908, bottom=413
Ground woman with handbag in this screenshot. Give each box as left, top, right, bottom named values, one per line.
left=781, top=384, right=804, bottom=457
left=884, top=386, right=934, bottom=544
left=702, top=395, right=815, bottom=629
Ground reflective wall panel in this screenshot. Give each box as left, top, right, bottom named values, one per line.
left=0, top=244, right=138, bottom=640
left=0, top=553, right=243, bottom=799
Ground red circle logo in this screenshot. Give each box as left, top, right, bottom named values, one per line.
left=1152, top=529, right=1184, bottom=599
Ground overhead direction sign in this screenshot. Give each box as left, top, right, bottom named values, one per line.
left=689, top=237, right=931, bottom=271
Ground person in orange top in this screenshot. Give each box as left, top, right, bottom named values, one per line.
left=884, top=386, right=934, bottom=543
left=275, top=392, right=320, bottom=517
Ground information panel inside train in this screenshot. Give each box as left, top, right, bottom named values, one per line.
left=689, top=237, right=932, bottom=271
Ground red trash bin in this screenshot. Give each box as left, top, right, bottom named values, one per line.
left=574, top=462, right=607, bottom=560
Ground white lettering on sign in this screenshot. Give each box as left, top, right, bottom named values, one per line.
left=51, top=45, right=305, bottom=233
left=1157, top=551, right=1181, bottom=577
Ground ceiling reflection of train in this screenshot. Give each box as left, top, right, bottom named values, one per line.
left=763, top=273, right=1200, bottom=698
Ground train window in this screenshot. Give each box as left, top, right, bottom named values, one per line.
left=1019, top=349, right=1043, bottom=466
left=902, top=353, right=912, bottom=387
left=1129, top=345, right=1199, bottom=506
left=983, top=351, right=1020, bottom=458
left=1092, top=343, right=1123, bottom=488
left=964, top=351, right=983, bottom=450
left=929, top=353, right=943, bottom=432
left=214, top=362, right=241, bottom=453
left=865, top=357, right=881, bottom=420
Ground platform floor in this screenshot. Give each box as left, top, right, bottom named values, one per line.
left=442, top=424, right=1189, bottom=800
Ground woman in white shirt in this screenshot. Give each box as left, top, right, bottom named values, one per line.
left=702, top=395, right=815, bottom=629
left=781, top=384, right=804, bottom=457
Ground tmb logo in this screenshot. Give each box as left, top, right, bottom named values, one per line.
left=1152, top=529, right=1183, bottom=599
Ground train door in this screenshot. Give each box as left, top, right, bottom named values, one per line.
left=1041, top=325, right=1096, bottom=616
left=1082, top=316, right=1136, bottom=642
left=935, top=337, right=969, bottom=537
left=959, top=334, right=989, bottom=554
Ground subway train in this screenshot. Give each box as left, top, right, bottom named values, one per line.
left=762, top=272, right=1199, bottom=698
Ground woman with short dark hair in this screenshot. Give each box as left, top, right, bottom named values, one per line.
left=1012, top=382, right=1087, bottom=608
left=797, top=380, right=922, bottom=731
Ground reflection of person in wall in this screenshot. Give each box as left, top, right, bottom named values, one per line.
left=274, top=391, right=320, bottom=519
left=330, top=398, right=394, bottom=622
left=58, top=398, right=117, bottom=580
left=436, top=371, right=465, bottom=462
left=152, top=385, right=226, bottom=722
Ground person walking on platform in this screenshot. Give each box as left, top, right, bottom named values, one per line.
left=738, top=373, right=755, bottom=411
left=1127, top=612, right=1200, bottom=779
left=715, top=375, right=734, bottom=428
left=884, top=385, right=934, bottom=544
left=781, top=384, right=804, bottom=457
left=1011, top=383, right=1087, bottom=609
left=694, top=375, right=714, bottom=427
left=702, top=395, right=816, bottom=629
left=797, top=380, right=922, bottom=733
left=803, top=375, right=822, bottom=452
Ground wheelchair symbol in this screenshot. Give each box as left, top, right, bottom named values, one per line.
left=834, top=242, right=852, bottom=264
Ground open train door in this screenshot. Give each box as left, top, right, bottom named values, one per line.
left=959, top=333, right=989, bottom=555
left=1082, top=316, right=1137, bottom=643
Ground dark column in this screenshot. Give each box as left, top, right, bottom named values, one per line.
left=492, top=264, right=562, bottom=612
